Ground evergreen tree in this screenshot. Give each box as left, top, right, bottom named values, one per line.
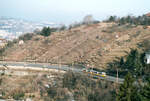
left=119, top=57, right=124, bottom=69
left=108, top=16, right=116, bottom=22
left=119, top=18, right=125, bottom=25
left=40, top=27, right=51, bottom=37
left=140, top=53, right=146, bottom=67
left=125, top=49, right=143, bottom=76
left=126, top=15, right=132, bottom=24
left=117, top=72, right=141, bottom=101
left=141, top=77, right=150, bottom=101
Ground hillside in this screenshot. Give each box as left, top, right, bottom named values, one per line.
left=2, top=22, right=150, bottom=68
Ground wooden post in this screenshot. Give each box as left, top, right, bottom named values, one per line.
left=59, top=59, right=61, bottom=73
left=72, top=61, right=74, bottom=71
left=116, top=68, right=118, bottom=83
left=116, top=68, right=119, bottom=93
left=90, top=64, right=93, bottom=88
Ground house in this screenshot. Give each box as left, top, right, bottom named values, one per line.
left=0, top=38, right=7, bottom=48
left=146, top=13, right=150, bottom=17
left=19, top=40, right=24, bottom=45
left=146, top=51, right=150, bottom=64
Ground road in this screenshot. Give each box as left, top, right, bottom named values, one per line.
left=0, top=61, right=124, bottom=83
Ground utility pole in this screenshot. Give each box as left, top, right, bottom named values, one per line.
left=92, top=64, right=94, bottom=75
left=116, top=68, right=118, bottom=83
left=24, top=49, right=27, bottom=67
left=116, top=68, right=119, bottom=93
left=59, top=59, right=61, bottom=73
left=72, top=61, right=74, bottom=72
left=90, top=64, right=93, bottom=88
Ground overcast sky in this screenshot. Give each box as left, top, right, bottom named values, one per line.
left=0, top=0, right=150, bottom=24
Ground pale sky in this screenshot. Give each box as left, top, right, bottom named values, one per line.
left=0, top=0, right=150, bottom=24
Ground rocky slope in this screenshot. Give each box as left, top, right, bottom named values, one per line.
left=3, top=22, right=150, bottom=69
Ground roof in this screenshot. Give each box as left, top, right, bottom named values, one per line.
left=145, top=13, right=150, bottom=17
left=0, top=38, right=6, bottom=41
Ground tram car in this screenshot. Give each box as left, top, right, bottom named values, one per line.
left=82, top=68, right=107, bottom=77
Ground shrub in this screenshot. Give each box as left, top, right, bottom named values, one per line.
left=69, top=23, right=82, bottom=29
left=13, top=92, right=24, bottom=100
left=1, top=73, right=5, bottom=76
left=47, top=87, right=57, bottom=98
left=62, top=71, right=115, bottom=101
left=19, top=33, right=34, bottom=41
left=47, top=87, right=69, bottom=100
left=63, top=71, right=77, bottom=89
left=6, top=41, right=14, bottom=47
left=0, top=78, right=2, bottom=85
left=138, top=40, right=150, bottom=51
left=59, top=25, right=67, bottom=31
left=46, top=71, right=115, bottom=101
left=0, top=40, right=17, bottom=58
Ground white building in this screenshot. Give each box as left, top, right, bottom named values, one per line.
left=19, top=40, right=24, bottom=45
left=146, top=51, right=150, bottom=64
left=0, top=38, right=7, bottom=48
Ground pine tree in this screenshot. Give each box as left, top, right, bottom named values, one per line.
left=125, top=49, right=143, bottom=76
left=108, top=16, right=116, bottom=22
left=119, top=18, right=125, bottom=25
left=40, top=27, right=51, bottom=37
left=117, top=72, right=140, bottom=101
left=119, top=57, right=124, bottom=69
left=141, top=77, right=150, bottom=101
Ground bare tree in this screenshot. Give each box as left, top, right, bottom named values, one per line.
left=83, top=15, right=94, bottom=24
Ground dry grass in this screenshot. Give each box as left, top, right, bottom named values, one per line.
left=0, top=69, right=63, bottom=100
left=2, top=22, right=150, bottom=68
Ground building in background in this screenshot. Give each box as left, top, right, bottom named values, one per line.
left=146, top=51, right=150, bottom=64
left=0, top=38, right=7, bottom=48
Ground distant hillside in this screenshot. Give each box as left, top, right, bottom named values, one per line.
left=2, top=22, right=150, bottom=69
